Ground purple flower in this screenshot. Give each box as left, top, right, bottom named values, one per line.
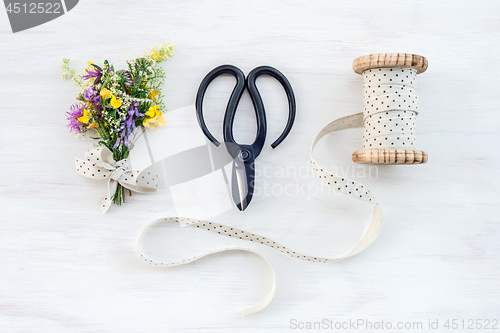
left=128, top=103, right=144, bottom=118
left=111, top=103, right=145, bottom=151
left=126, top=116, right=133, bottom=133
left=83, top=85, right=103, bottom=117
left=130, top=117, right=137, bottom=133
left=83, top=68, right=102, bottom=82
left=83, top=87, right=94, bottom=101
left=66, top=103, right=84, bottom=132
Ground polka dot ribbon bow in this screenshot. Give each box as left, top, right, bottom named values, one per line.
left=75, top=147, right=158, bottom=213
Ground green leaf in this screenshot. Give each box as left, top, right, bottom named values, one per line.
left=91, top=63, right=103, bottom=72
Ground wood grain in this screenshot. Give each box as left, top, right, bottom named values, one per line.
left=352, top=53, right=428, bottom=74
left=352, top=149, right=428, bottom=164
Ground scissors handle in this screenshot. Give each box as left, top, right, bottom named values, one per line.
left=195, top=65, right=245, bottom=147
left=246, top=66, right=296, bottom=151
left=195, top=65, right=296, bottom=157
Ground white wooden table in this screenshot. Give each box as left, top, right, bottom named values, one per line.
left=1, top=1, right=499, bottom=332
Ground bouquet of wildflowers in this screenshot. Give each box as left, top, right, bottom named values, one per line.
left=63, top=43, right=175, bottom=208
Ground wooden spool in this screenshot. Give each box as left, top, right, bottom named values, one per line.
left=351, top=53, right=428, bottom=165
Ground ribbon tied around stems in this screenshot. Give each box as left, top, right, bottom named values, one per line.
left=75, top=147, right=159, bottom=213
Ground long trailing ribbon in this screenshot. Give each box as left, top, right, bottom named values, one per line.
left=75, top=147, right=159, bottom=213
left=135, top=112, right=383, bottom=316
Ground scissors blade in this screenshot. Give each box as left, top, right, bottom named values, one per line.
left=231, top=159, right=247, bottom=211
left=231, top=158, right=254, bottom=211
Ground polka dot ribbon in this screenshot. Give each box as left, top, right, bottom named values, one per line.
left=135, top=113, right=383, bottom=316
left=362, top=67, right=418, bottom=149
left=75, top=147, right=159, bottom=213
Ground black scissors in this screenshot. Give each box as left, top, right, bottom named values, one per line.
left=195, top=65, right=296, bottom=211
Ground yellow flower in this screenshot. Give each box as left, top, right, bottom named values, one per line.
left=145, top=105, right=160, bottom=117
left=143, top=114, right=165, bottom=130
left=144, top=43, right=175, bottom=63
left=78, top=109, right=90, bottom=124
left=87, top=122, right=99, bottom=130
left=110, top=95, right=122, bottom=109
left=100, top=88, right=112, bottom=99
left=143, top=105, right=165, bottom=129
left=149, top=89, right=159, bottom=102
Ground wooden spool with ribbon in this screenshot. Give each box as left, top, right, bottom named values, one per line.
left=351, top=53, right=428, bottom=165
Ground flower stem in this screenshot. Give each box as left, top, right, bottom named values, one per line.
left=111, top=149, right=131, bottom=206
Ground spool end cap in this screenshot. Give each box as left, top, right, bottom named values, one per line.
left=353, top=53, right=428, bottom=74
left=352, top=148, right=428, bottom=165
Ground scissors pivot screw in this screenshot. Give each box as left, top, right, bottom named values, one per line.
left=241, top=149, right=251, bottom=161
